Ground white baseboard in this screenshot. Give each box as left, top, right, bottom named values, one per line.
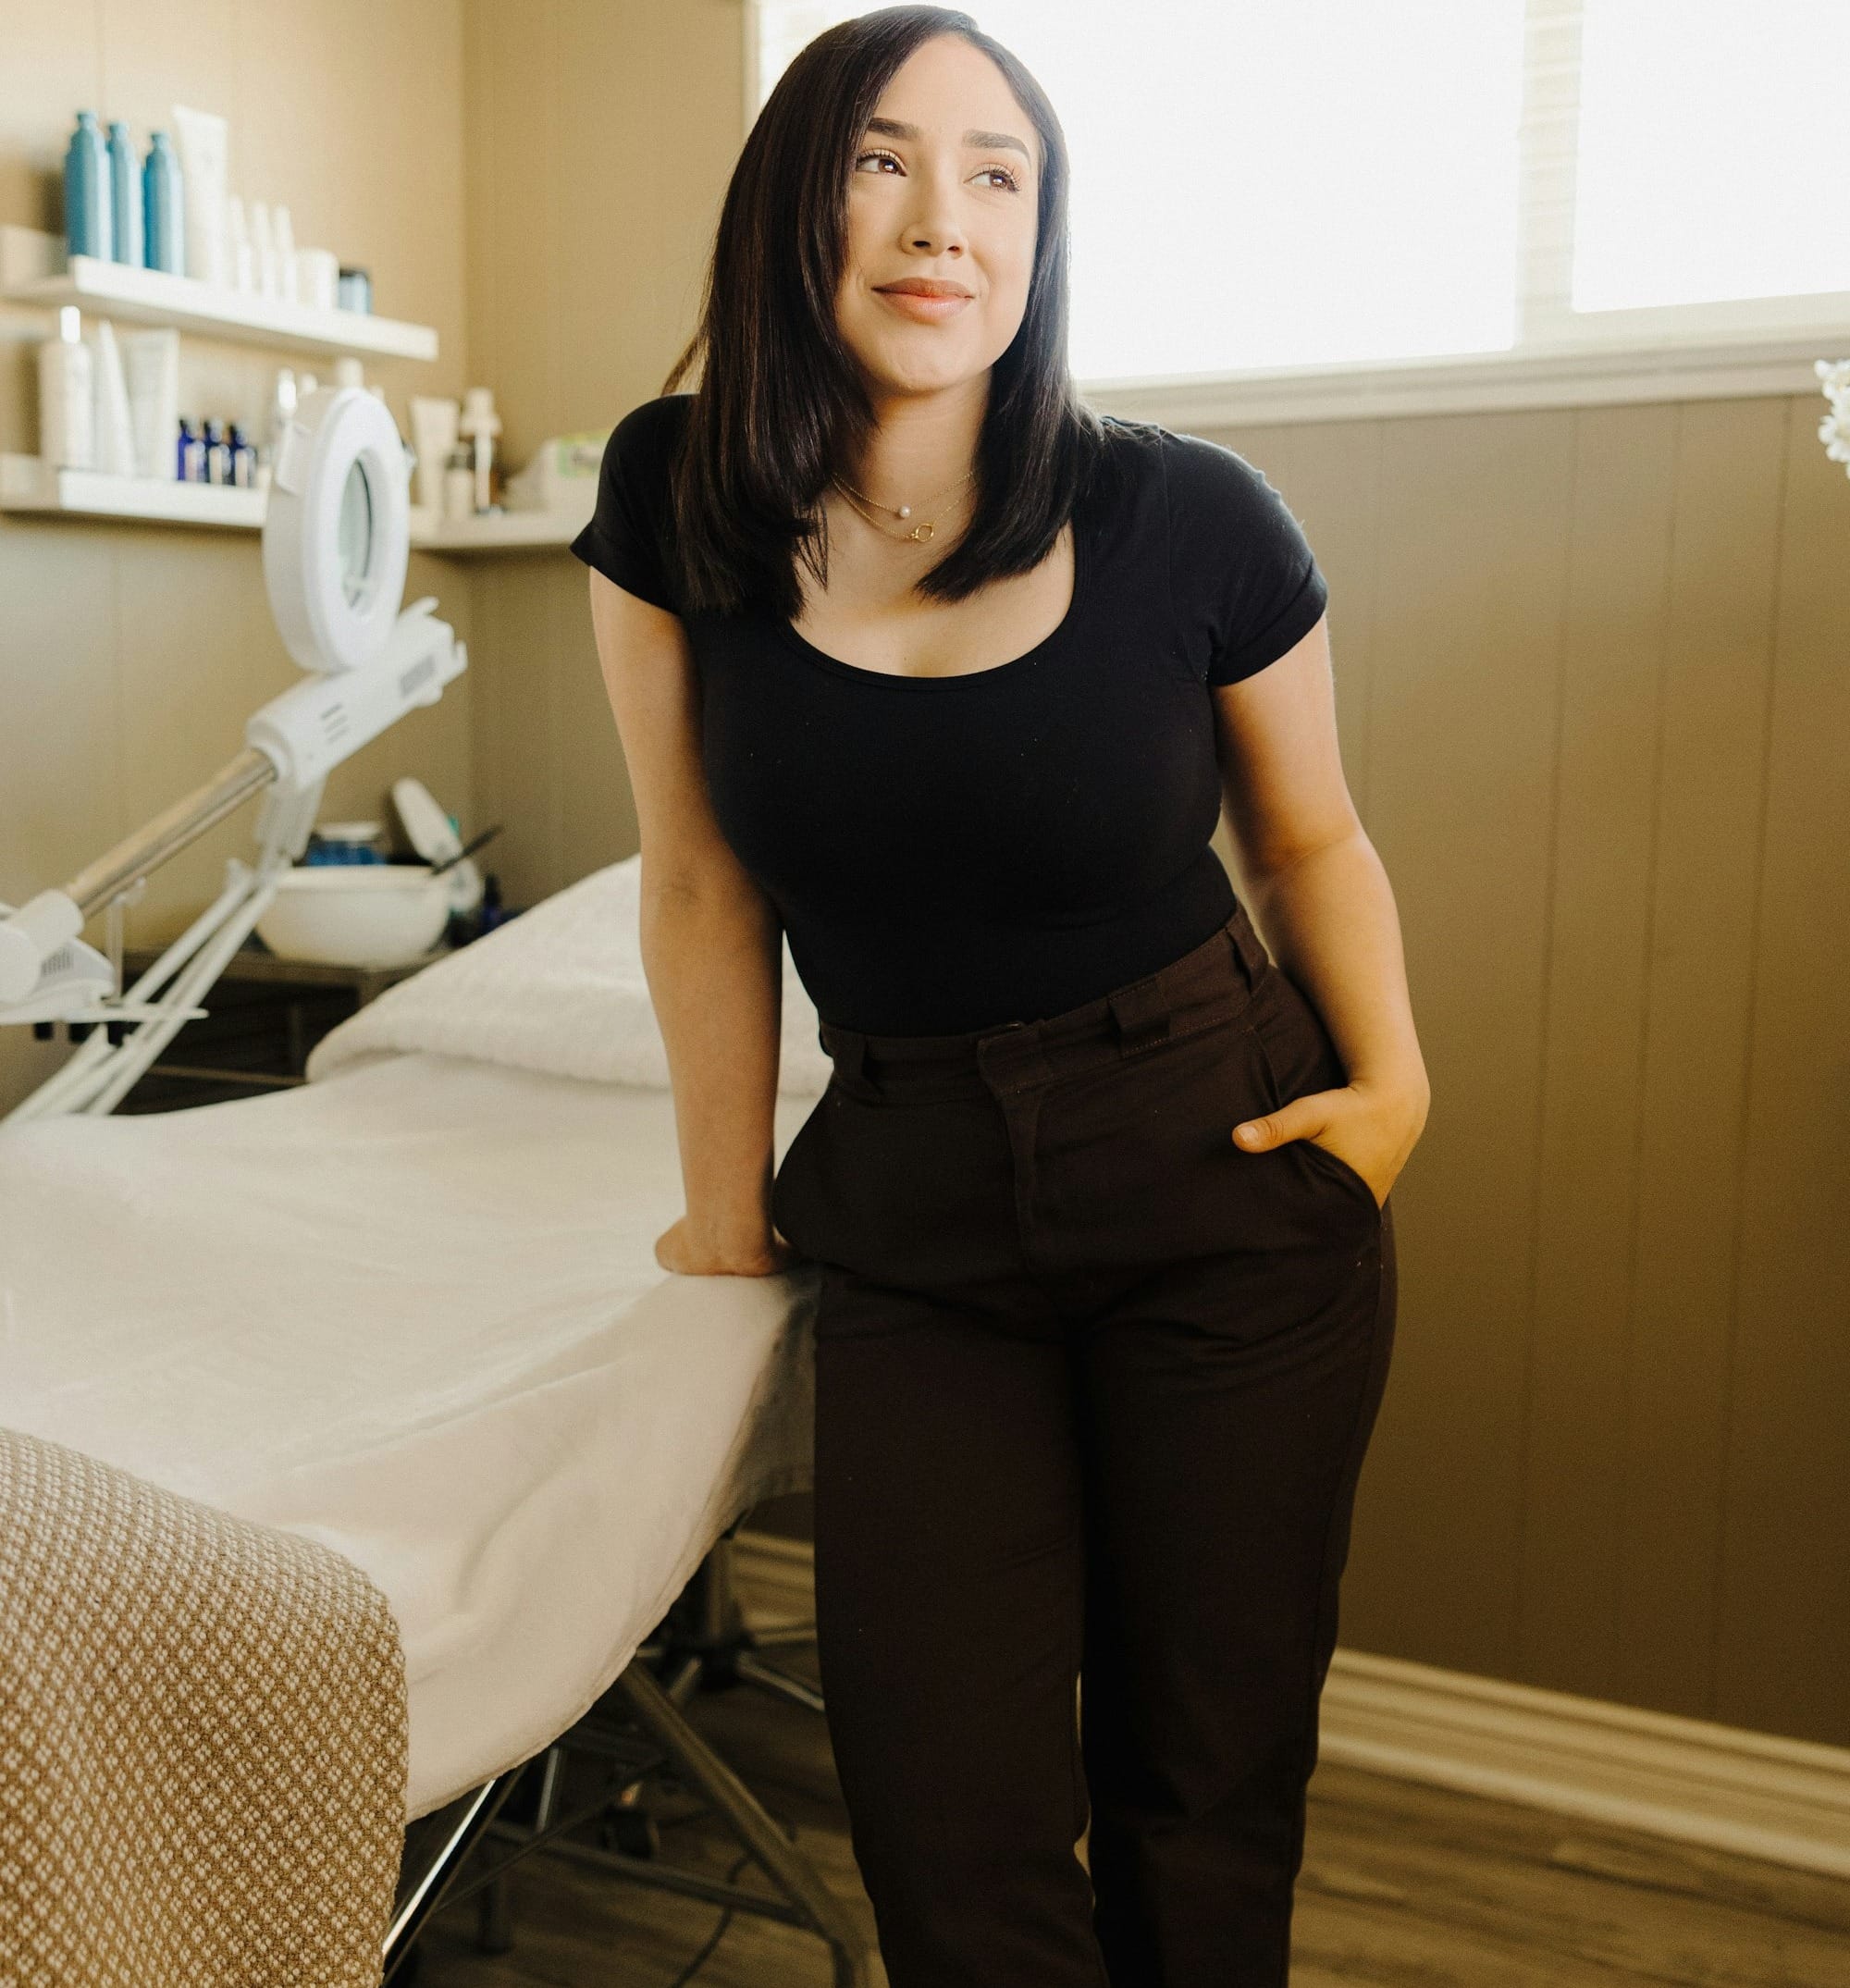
left=731, top=1529, right=1850, bottom=1880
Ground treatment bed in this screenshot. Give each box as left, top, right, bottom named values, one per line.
left=0, top=854, right=855, bottom=1977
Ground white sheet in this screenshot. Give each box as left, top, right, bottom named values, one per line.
left=0, top=1048, right=822, bottom=1819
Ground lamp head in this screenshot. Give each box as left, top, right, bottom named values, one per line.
left=262, top=384, right=412, bottom=675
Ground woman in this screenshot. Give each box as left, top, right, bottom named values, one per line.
left=573, top=7, right=1430, bottom=1982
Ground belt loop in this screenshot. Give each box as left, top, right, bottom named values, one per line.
left=1107, top=977, right=1171, bottom=1055
left=1225, top=899, right=1271, bottom=992
left=821, top=1022, right=879, bottom=1099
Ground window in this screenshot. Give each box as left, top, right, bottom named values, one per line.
left=749, top=1, right=1850, bottom=418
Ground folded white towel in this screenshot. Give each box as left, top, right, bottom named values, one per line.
left=304, top=853, right=833, bottom=1096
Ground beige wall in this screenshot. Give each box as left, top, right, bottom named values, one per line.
left=3, top=2, right=1845, bottom=1752
left=0, top=0, right=477, bottom=1113
left=459, top=0, right=742, bottom=916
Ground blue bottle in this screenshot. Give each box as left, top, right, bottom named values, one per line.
left=106, top=121, right=142, bottom=265
left=142, top=130, right=184, bottom=276
left=63, top=111, right=112, bottom=262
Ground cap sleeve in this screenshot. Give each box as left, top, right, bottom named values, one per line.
left=569, top=394, right=688, bottom=614
left=1160, top=429, right=1329, bottom=687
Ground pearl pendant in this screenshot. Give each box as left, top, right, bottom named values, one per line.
left=897, top=504, right=912, bottom=519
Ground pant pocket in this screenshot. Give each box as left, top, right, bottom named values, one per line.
left=772, top=1078, right=1022, bottom=1294
left=1033, top=1006, right=1361, bottom=1267
left=1244, top=967, right=1383, bottom=1228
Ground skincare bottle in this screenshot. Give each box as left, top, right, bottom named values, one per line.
left=458, top=387, right=502, bottom=515
left=106, top=121, right=142, bottom=265
left=177, top=417, right=204, bottom=482
left=169, top=104, right=228, bottom=288
left=37, top=304, right=93, bottom=470
left=202, top=417, right=231, bottom=485
left=226, top=193, right=253, bottom=291
left=121, top=327, right=179, bottom=479
left=442, top=444, right=474, bottom=520
left=409, top=396, right=460, bottom=514
left=228, top=422, right=254, bottom=488
left=63, top=112, right=111, bottom=262
left=142, top=131, right=184, bottom=275
left=262, top=366, right=297, bottom=488
left=91, top=318, right=137, bottom=477
left=273, top=205, right=297, bottom=303
left=477, top=873, right=509, bottom=935
left=251, top=200, right=278, bottom=299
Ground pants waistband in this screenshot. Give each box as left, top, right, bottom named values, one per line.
left=817, top=900, right=1273, bottom=1101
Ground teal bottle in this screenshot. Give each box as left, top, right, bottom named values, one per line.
left=106, top=121, right=142, bottom=265
left=63, top=110, right=111, bottom=261
left=143, top=131, right=184, bottom=276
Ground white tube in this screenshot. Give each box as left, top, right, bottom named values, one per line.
left=409, top=396, right=459, bottom=514
left=92, top=318, right=136, bottom=477
left=122, top=327, right=180, bottom=480
left=170, top=104, right=228, bottom=287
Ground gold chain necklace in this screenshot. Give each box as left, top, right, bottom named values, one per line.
left=833, top=466, right=976, bottom=544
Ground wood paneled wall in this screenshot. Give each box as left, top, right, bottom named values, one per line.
left=1205, top=401, right=1850, bottom=1746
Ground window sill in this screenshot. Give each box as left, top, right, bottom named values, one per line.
left=1079, top=329, right=1845, bottom=431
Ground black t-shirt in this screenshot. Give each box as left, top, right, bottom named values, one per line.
left=571, top=393, right=1328, bottom=1036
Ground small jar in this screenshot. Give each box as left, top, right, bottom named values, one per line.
left=303, top=821, right=388, bottom=866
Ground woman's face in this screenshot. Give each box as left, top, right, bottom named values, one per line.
left=835, top=33, right=1042, bottom=401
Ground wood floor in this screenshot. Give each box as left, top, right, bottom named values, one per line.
left=406, top=1603, right=1850, bottom=1986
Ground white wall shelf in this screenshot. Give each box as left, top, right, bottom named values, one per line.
left=0, top=461, right=587, bottom=551
left=0, top=453, right=264, bottom=529
left=406, top=505, right=586, bottom=555
left=0, top=224, right=438, bottom=363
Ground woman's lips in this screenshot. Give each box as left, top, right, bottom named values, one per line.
left=872, top=281, right=973, bottom=323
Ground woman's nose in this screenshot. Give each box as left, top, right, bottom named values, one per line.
left=901, top=179, right=967, bottom=256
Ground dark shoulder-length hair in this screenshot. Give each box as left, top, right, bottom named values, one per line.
left=660, top=4, right=1104, bottom=620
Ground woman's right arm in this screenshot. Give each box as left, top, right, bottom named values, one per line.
left=587, top=566, right=795, bottom=1278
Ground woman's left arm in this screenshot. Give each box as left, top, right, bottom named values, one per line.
left=1211, top=612, right=1430, bottom=1205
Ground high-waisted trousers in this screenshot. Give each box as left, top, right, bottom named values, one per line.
left=769, top=895, right=1397, bottom=1988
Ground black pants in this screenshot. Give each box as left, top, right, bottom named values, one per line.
left=771, top=898, right=1397, bottom=1987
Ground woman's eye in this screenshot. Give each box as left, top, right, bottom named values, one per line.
left=858, top=151, right=1025, bottom=191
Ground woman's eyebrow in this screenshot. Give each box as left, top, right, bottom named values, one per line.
left=864, top=115, right=1030, bottom=159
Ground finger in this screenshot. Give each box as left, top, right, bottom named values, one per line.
left=1234, top=1093, right=1334, bottom=1151
left=1233, top=1109, right=1280, bottom=1150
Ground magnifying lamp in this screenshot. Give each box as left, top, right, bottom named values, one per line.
left=0, top=384, right=468, bottom=1119
left=264, top=383, right=410, bottom=676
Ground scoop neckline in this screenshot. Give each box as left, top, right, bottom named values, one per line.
left=774, top=514, right=1089, bottom=691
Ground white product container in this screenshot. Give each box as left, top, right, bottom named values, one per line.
left=273, top=204, right=297, bottom=302
left=122, top=327, right=180, bottom=480
left=409, top=396, right=459, bottom=514
left=503, top=430, right=606, bottom=515
left=254, top=864, right=452, bottom=968
left=227, top=192, right=253, bottom=290
left=37, top=304, right=93, bottom=470
left=91, top=318, right=136, bottom=476
left=294, top=245, right=339, bottom=310
left=170, top=103, right=228, bottom=288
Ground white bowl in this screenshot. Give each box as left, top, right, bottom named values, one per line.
left=255, top=864, right=453, bottom=969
